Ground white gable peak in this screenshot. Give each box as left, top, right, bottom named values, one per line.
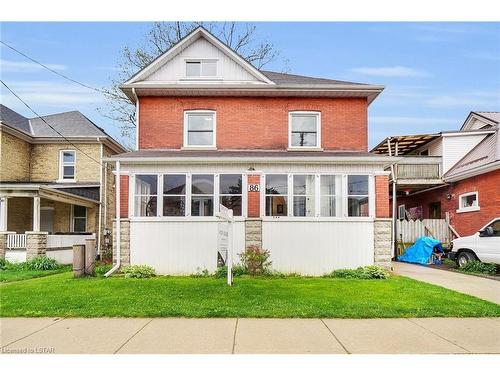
left=125, top=27, right=274, bottom=86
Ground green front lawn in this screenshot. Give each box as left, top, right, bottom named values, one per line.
left=1, top=272, right=499, bottom=318
left=0, top=265, right=71, bottom=283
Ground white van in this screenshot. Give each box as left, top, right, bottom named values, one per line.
left=449, top=217, right=500, bottom=267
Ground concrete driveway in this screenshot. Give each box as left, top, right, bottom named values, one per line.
left=1, top=317, right=499, bottom=354
left=393, top=261, right=500, bottom=304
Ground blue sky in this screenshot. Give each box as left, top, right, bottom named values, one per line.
left=1, top=22, right=499, bottom=148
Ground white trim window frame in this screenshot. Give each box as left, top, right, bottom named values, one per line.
left=291, top=174, right=316, bottom=217
left=288, top=111, right=321, bottom=150
left=185, top=59, right=218, bottom=78
left=219, top=173, right=244, bottom=217
left=134, top=174, right=159, bottom=217
left=191, top=173, right=215, bottom=217
left=457, top=191, right=480, bottom=213
left=162, top=174, right=187, bottom=217
left=71, top=204, right=87, bottom=232
left=319, top=174, right=342, bottom=217
left=264, top=174, right=289, bottom=217
left=183, top=110, right=217, bottom=148
left=346, top=174, right=371, bottom=218
left=59, top=150, right=76, bottom=181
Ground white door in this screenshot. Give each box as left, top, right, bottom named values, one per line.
left=40, top=208, right=54, bottom=234
left=476, top=219, right=500, bottom=264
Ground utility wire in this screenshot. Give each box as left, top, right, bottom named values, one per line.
left=0, top=40, right=105, bottom=94
left=1, top=79, right=103, bottom=166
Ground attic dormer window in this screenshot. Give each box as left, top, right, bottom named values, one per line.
left=185, top=59, right=217, bottom=77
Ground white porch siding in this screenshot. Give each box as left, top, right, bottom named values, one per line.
left=129, top=220, right=245, bottom=275
left=262, top=220, right=374, bottom=275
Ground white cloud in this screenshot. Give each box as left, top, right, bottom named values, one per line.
left=370, top=116, right=459, bottom=126
left=425, top=91, right=500, bottom=108
left=0, top=59, right=66, bottom=73
left=350, top=66, right=429, bottom=77
left=0, top=81, right=103, bottom=107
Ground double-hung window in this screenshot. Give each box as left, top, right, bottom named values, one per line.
left=219, top=174, right=243, bottom=216
left=191, top=174, right=214, bottom=216
left=320, top=175, right=340, bottom=217
left=292, top=175, right=316, bottom=217
left=184, top=111, right=216, bottom=147
left=72, top=205, right=87, bottom=232
left=60, top=150, right=76, bottom=181
left=289, top=112, right=321, bottom=148
left=265, top=174, right=288, bottom=216
left=347, top=175, right=369, bottom=217
left=135, top=175, right=158, bottom=217
left=163, top=175, right=186, bottom=216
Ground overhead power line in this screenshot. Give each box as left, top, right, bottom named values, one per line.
left=1, top=79, right=103, bottom=167
left=0, top=40, right=104, bottom=94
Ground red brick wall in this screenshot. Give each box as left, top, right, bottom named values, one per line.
left=120, top=175, right=129, bottom=218
left=375, top=175, right=390, bottom=218
left=138, top=96, right=368, bottom=151
left=396, top=169, right=500, bottom=236
left=247, top=174, right=261, bottom=217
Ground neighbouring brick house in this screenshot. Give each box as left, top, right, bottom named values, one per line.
left=371, top=111, right=500, bottom=246
left=0, top=104, right=126, bottom=262
left=105, top=27, right=395, bottom=275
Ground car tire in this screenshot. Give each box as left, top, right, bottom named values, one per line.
left=456, top=251, right=476, bottom=268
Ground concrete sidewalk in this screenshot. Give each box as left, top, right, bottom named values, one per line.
left=393, top=262, right=500, bottom=304
left=1, top=317, right=499, bottom=354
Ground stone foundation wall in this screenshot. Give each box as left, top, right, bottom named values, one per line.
left=26, top=231, right=48, bottom=260
left=0, top=232, right=13, bottom=259
left=374, top=218, right=392, bottom=268
left=245, top=218, right=262, bottom=249
left=112, top=220, right=130, bottom=267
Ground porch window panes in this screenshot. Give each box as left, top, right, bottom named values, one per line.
left=320, top=175, right=338, bottom=217
left=191, top=174, right=214, bottom=216
left=290, top=113, right=319, bottom=147
left=293, top=175, right=315, bottom=217
left=61, top=150, right=76, bottom=180
left=163, top=175, right=186, bottom=216
left=185, top=112, right=215, bottom=146
left=347, top=175, right=369, bottom=217
left=72, top=205, right=87, bottom=232
left=134, top=175, right=157, bottom=217
left=219, top=174, right=242, bottom=216
left=265, top=174, right=288, bottom=216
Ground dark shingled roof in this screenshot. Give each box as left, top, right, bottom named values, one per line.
left=29, top=110, right=109, bottom=137
left=1, top=105, right=115, bottom=139
left=0, top=104, right=31, bottom=134
left=260, top=71, right=367, bottom=86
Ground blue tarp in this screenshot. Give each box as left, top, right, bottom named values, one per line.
left=398, top=237, right=443, bottom=265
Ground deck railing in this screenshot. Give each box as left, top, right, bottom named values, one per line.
left=395, top=156, right=442, bottom=180
left=7, top=233, right=27, bottom=249
left=46, top=234, right=95, bottom=249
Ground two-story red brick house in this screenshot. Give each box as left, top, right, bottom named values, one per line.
left=106, top=27, right=394, bottom=275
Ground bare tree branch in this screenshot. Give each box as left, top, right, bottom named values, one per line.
left=98, top=22, right=284, bottom=145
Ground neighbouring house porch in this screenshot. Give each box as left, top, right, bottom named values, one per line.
left=0, top=184, right=99, bottom=263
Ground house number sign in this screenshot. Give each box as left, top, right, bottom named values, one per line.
left=248, top=184, right=260, bottom=192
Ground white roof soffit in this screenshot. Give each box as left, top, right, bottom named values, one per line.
left=123, top=27, right=274, bottom=86
left=104, top=155, right=399, bottom=165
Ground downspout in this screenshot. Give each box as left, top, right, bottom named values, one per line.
left=96, top=141, right=103, bottom=256
left=387, top=138, right=397, bottom=258
left=105, top=160, right=120, bottom=277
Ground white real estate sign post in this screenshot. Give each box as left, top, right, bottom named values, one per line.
left=217, top=204, right=234, bottom=286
